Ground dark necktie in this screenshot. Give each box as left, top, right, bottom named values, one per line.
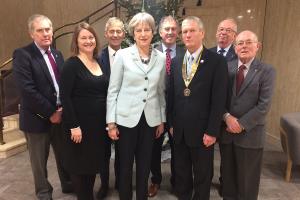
left=166, top=48, right=171, bottom=75
left=46, top=50, right=59, bottom=82
left=236, top=65, right=246, bottom=94
left=218, top=48, right=226, bottom=56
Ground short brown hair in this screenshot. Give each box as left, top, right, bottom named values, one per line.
left=70, top=22, right=99, bottom=58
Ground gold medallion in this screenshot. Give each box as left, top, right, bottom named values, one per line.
left=184, top=88, right=191, bottom=96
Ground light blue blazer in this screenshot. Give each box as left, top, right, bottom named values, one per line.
left=106, top=44, right=166, bottom=128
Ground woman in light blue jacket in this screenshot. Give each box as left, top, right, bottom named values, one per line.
left=106, top=12, right=166, bottom=200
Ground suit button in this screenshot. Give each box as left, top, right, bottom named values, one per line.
left=143, top=99, right=146, bottom=103
left=54, top=92, right=57, bottom=96
left=144, top=88, right=147, bottom=91
left=145, top=77, right=148, bottom=80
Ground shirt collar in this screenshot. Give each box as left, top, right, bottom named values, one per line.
left=238, top=57, right=255, bottom=70
left=161, top=43, right=176, bottom=53
left=108, top=45, right=117, bottom=58
left=186, top=45, right=203, bottom=59
left=217, top=44, right=232, bottom=53
left=34, top=42, right=50, bottom=55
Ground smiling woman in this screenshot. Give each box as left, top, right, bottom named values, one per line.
left=60, top=22, right=110, bottom=200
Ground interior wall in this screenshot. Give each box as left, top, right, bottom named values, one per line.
left=0, top=0, right=110, bottom=64
left=262, top=0, right=300, bottom=139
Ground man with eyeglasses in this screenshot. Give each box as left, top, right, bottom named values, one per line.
left=220, top=30, right=276, bottom=200
left=97, top=17, right=125, bottom=199
left=209, top=18, right=238, bottom=197
left=210, top=18, right=237, bottom=62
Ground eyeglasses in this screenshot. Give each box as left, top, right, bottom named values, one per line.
left=217, top=27, right=235, bottom=33
left=235, top=40, right=257, bottom=46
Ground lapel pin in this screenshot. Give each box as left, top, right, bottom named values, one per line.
left=200, top=60, right=204, bottom=63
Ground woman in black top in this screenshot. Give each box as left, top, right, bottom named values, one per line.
left=60, top=22, right=109, bottom=200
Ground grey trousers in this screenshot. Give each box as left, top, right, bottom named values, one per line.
left=25, top=124, right=71, bottom=200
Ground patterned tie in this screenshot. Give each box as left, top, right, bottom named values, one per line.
left=218, top=48, right=226, bottom=56
left=46, top=50, right=59, bottom=82
left=166, top=48, right=171, bottom=75
left=187, top=55, right=194, bottom=76
left=236, top=65, right=246, bottom=94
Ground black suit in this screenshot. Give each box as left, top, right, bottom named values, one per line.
left=149, top=44, right=185, bottom=187
left=98, top=47, right=120, bottom=189
left=209, top=45, right=237, bottom=62
left=168, top=47, right=228, bottom=200
left=13, top=42, right=71, bottom=199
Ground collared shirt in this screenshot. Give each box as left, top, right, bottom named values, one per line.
left=238, top=57, right=255, bottom=77
left=108, top=45, right=118, bottom=68
left=186, top=45, right=203, bottom=76
left=217, top=44, right=232, bottom=57
left=161, top=43, right=176, bottom=59
left=35, top=42, right=60, bottom=105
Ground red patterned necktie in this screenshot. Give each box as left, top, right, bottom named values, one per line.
left=236, top=65, right=246, bottom=94
left=166, top=48, right=171, bottom=75
left=46, top=50, right=59, bottom=82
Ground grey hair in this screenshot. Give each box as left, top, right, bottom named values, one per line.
left=218, top=18, right=238, bottom=32
left=27, top=14, right=52, bottom=33
left=127, top=12, right=156, bottom=36
left=158, top=15, right=179, bottom=33
left=182, top=16, right=205, bottom=31
left=105, top=17, right=125, bottom=32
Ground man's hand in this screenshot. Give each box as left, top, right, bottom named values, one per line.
left=49, top=107, right=62, bottom=124
left=225, top=114, right=243, bottom=133
left=108, top=123, right=119, bottom=140
left=203, top=133, right=216, bottom=147
left=71, top=127, right=82, bottom=143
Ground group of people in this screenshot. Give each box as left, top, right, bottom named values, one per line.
left=12, top=11, right=275, bottom=200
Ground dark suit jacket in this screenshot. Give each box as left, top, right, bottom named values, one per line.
left=98, top=47, right=113, bottom=78
left=220, top=58, right=276, bottom=148
left=210, top=45, right=237, bottom=62
left=168, top=47, right=228, bottom=147
left=13, top=42, right=64, bottom=133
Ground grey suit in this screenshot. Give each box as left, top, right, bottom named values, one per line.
left=220, top=58, right=276, bottom=200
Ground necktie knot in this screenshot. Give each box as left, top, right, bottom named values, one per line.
left=218, top=48, right=226, bottom=56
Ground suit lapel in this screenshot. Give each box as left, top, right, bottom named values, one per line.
left=32, top=44, right=55, bottom=88
left=131, top=44, right=148, bottom=74
left=101, top=47, right=111, bottom=75
left=146, top=49, right=158, bottom=73
left=238, top=59, right=260, bottom=95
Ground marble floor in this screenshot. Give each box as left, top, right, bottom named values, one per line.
left=0, top=138, right=300, bottom=200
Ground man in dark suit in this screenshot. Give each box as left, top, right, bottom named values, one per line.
left=168, top=16, right=228, bottom=200
left=209, top=18, right=238, bottom=196
left=148, top=15, right=185, bottom=198
left=210, top=18, right=237, bottom=62
left=220, top=30, right=276, bottom=200
left=97, top=17, right=125, bottom=199
left=12, top=14, right=72, bottom=200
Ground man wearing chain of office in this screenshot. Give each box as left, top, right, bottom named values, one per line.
left=168, top=16, right=228, bottom=200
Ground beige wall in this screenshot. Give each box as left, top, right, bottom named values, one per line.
left=262, top=0, right=300, bottom=139
left=0, top=0, right=111, bottom=64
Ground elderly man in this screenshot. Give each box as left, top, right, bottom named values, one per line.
left=148, top=15, right=185, bottom=197
left=168, top=16, right=228, bottom=200
left=210, top=18, right=237, bottom=62
left=97, top=17, right=125, bottom=199
left=220, top=30, right=276, bottom=200
left=13, top=14, right=72, bottom=200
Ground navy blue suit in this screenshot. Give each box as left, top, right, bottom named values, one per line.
left=13, top=42, right=71, bottom=198
left=210, top=45, right=237, bottom=62
left=98, top=46, right=120, bottom=189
